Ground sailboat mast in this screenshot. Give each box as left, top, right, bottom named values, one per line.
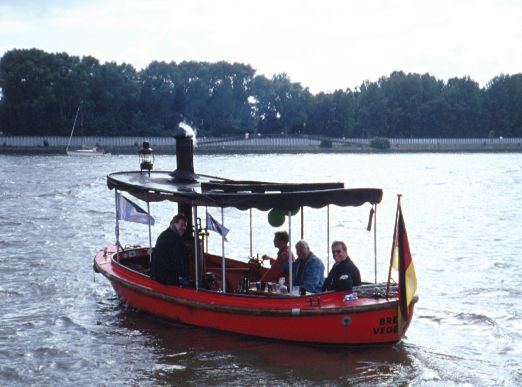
left=66, top=101, right=82, bottom=152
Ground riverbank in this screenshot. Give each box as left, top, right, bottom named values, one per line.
left=1, top=142, right=522, bottom=154
left=2, top=136, right=521, bottom=154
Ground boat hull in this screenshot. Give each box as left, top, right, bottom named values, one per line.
left=67, top=149, right=105, bottom=156
left=94, top=247, right=415, bottom=345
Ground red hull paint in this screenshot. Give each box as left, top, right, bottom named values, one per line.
left=94, top=247, right=415, bottom=345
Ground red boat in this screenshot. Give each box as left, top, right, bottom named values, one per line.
left=93, top=129, right=418, bottom=345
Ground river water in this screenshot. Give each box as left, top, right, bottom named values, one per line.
left=1, top=152, right=521, bottom=386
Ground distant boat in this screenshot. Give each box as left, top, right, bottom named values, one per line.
left=66, top=101, right=106, bottom=156
left=67, top=145, right=106, bottom=156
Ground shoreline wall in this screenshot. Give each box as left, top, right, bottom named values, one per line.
left=1, top=136, right=521, bottom=154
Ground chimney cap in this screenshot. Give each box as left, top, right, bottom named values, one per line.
left=174, top=123, right=194, bottom=139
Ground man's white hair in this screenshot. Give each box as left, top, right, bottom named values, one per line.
left=295, top=240, right=309, bottom=250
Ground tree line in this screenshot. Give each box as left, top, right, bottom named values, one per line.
left=1, top=48, right=521, bottom=138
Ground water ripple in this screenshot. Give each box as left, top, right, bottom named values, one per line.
left=1, top=153, right=521, bottom=386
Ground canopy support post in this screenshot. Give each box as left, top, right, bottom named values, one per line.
left=249, top=208, right=253, bottom=258
left=300, top=206, right=304, bottom=240
left=193, top=205, right=199, bottom=291
left=114, top=189, right=120, bottom=261
left=221, top=207, right=226, bottom=293
left=327, top=205, right=330, bottom=273
left=204, top=207, right=209, bottom=255
left=288, top=210, right=293, bottom=293
left=374, top=204, right=378, bottom=284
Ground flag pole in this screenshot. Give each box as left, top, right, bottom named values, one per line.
left=147, top=201, right=152, bottom=263
left=386, top=195, right=401, bottom=297
left=115, top=190, right=120, bottom=261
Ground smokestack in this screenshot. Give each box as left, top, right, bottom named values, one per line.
left=170, top=125, right=196, bottom=182
left=171, top=123, right=195, bottom=235
left=171, top=124, right=200, bottom=282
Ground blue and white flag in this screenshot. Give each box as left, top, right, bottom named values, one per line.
left=116, top=192, right=155, bottom=225
left=206, top=212, right=229, bottom=240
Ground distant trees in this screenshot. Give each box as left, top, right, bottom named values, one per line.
left=1, top=48, right=521, bottom=138
left=483, top=74, right=522, bottom=137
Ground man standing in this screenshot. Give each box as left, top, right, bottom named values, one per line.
left=322, top=240, right=361, bottom=291
left=293, top=240, right=325, bottom=293
left=261, top=231, right=294, bottom=284
left=150, top=214, right=190, bottom=286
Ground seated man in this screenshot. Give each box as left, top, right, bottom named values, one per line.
left=322, top=240, right=361, bottom=292
left=150, top=213, right=190, bottom=286
left=261, top=231, right=294, bottom=284
left=292, top=240, right=325, bottom=293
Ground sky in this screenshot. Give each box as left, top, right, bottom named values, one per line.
left=1, top=0, right=521, bottom=93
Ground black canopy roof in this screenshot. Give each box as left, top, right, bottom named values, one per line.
left=107, top=171, right=383, bottom=211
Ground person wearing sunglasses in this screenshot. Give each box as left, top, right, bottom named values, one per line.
left=322, top=240, right=361, bottom=292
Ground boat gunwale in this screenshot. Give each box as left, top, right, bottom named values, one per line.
left=94, top=255, right=414, bottom=318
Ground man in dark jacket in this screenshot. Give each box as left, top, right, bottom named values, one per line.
left=150, top=214, right=190, bottom=285
left=322, top=240, right=361, bottom=292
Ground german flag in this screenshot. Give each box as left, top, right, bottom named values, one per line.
left=392, top=201, right=417, bottom=332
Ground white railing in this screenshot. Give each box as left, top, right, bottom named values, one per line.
left=388, top=137, right=521, bottom=145
left=1, top=136, right=521, bottom=147
left=0, top=136, right=176, bottom=147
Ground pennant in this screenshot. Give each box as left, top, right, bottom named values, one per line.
left=367, top=207, right=374, bottom=231
left=116, top=192, right=155, bottom=225
left=394, top=204, right=417, bottom=331
left=206, top=212, right=229, bottom=240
